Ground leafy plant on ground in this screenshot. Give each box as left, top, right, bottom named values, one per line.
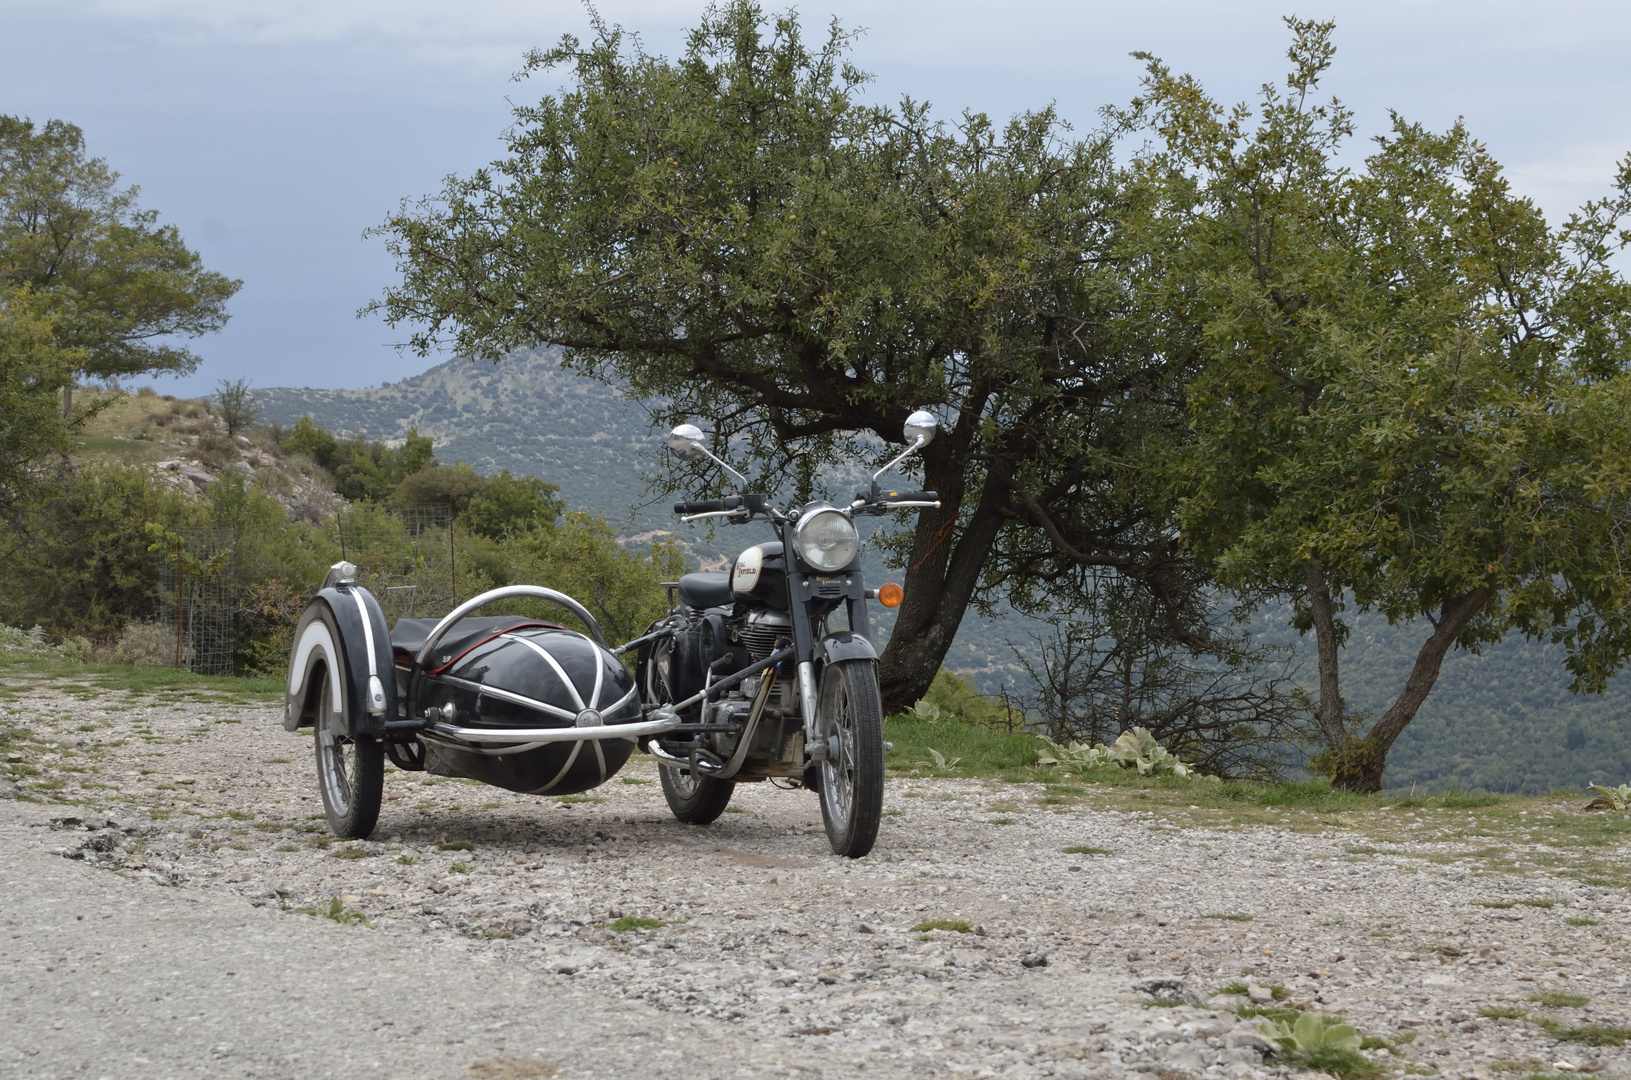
left=1585, top=783, right=1630, bottom=812
left=910, top=699, right=941, bottom=722
left=926, top=747, right=961, bottom=770
left=1061, top=845, right=1111, bottom=855
left=1260, top=1012, right=1377, bottom=1078
left=606, top=917, right=664, bottom=933
left=1037, top=726, right=1200, bottom=779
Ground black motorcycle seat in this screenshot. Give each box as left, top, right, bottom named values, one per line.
left=677, top=572, right=733, bottom=609
left=390, top=616, right=558, bottom=666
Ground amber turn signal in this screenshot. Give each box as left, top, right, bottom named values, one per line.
left=876, top=582, right=904, bottom=608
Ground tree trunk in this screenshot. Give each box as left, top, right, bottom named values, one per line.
left=1302, top=560, right=1348, bottom=753
left=876, top=448, right=1010, bottom=714
left=1329, top=586, right=1492, bottom=793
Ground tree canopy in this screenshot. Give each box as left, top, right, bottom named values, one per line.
left=0, top=116, right=240, bottom=384
left=1137, top=20, right=1631, bottom=790
left=371, top=0, right=1207, bottom=709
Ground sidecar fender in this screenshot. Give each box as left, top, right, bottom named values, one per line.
left=818, top=631, right=877, bottom=665
left=285, top=586, right=395, bottom=738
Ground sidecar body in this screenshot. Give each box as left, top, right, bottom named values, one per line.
left=284, top=564, right=678, bottom=836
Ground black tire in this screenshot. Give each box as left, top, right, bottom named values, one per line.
left=659, top=763, right=736, bottom=824
left=816, top=660, right=884, bottom=858
left=314, top=665, right=383, bottom=839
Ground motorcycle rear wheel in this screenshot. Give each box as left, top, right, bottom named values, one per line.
left=816, top=660, right=884, bottom=858
left=659, top=764, right=735, bottom=824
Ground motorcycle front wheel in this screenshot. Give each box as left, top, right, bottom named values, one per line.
left=816, top=660, right=885, bottom=858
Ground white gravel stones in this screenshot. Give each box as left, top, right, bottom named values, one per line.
left=4, top=683, right=1630, bottom=1079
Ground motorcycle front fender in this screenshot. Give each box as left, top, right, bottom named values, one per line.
left=818, top=631, right=877, bottom=665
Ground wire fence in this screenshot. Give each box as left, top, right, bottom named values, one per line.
left=155, top=526, right=237, bottom=677
left=332, top=504, right=456, bottom=626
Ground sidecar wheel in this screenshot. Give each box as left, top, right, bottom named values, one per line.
left=659, top=764, right=736, bottom=824
left=313, top=666, right=383, bottom=839
left=816, top=660, right=884, bottom=858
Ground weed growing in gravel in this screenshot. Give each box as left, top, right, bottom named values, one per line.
left=1538, top=1022, right=1631, bottom=1047
left=226, top=810, right=253, bottom=821
left=449, top=862, right=472, bottom=874
left=606, top=917, right=665, bottom=932
left=396, top=853, right=417, bottom=865
left=556, top=795, right=604, bottom=805
left=292, top=896, right=372, bottom=927
left=1530, top=991, right=1589, bottom=1008
left=911, top=919, right=973, bottom=934
left=1476, top=900, right=1518, bottom=909
left=619, top=777, right=650, bottom=784
left=1061, top=845, right=1111, bottom=855
left=437, top=841, right=473, bottom=851
left=275, top=843, right=298, bottom=852
left=1564, top=916, right=1600, bottom=926
left=1204, top=913, right=1254, bottom=922
left=328, top=845, right=369, bottom=860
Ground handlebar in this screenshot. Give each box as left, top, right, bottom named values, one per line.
left=881, top=490, right=937, bottom=504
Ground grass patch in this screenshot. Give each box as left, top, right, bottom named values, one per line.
left=1529, top=991, right=1589, bottom=1009
left=910, top=919, right=973, bottom=934
left=606, top=916, right=665, bottom=933
left=1564, top=916, right=1600, bottom=926
left=396, top=853, right=417, bottom=865
left=437, top=840, right=474, bottom=851
left=1204, top=913, right=1254, bottom=922
left=250, top=822, right=286, bottom=832
left=1516, top=898, right=1558, bottom=908
left=619, top=776, right=650, bottom=785
left=226, top=810, right=254, bottom=821
left=555, top=795, right=605, bottom=805
left=1476, top=900, right=1518, bottom=909
left=449, top=861, right=472, bottom=874
left=1302, top=1046, right=1382, bottom=1079
left=1061, top=845, right=1112, bottom=855
left=328, top=845, right=369, bottom=860
left=1535, top=1021, right=1631, bottom=1047
left=1479, top=1007, right=1527, bottom=1020
left=884, top=715, right=1047, bottom=779
left=274, top=843, right=299, bottom=852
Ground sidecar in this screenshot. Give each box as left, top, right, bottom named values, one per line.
left=283, top=562, right=681, bottom=838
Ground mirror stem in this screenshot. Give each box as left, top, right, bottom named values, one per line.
left=871, top=435, right=926, bottom=484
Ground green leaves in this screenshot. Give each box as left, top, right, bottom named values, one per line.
left=1260, top=1012, right=1361, bottom=1054
left=1035, top=727, right=1199, bottom=779
left=1585, top=783, right=1631, bottom=812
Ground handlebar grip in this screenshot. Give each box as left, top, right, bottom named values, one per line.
left=674, top=495, right=744, bottom=515
left=883, top=491, right=938, bottom=503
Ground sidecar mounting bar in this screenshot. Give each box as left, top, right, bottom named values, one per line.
left=662, top=647, right=794, bottom=713
left=611, top=627, right=673, bottom=657
left=424, top=713, right=684, bottom=745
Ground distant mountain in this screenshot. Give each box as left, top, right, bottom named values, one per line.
left=256, top=350, right=665, bottom=529
left=257, top=352, right=1631, bottom=794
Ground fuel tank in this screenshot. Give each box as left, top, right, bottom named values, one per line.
left=413, top=626, right=641, bottom=795
left=729, top=541, right=788, bottom=611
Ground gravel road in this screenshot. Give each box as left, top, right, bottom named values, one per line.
left=2, top=681, right=1628, bottom=1080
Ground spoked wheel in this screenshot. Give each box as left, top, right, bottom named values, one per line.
left=659, top=763, right=736, bottom=825
left=314, top=666, right=383, bottom=839
left=816, top=660, right=884, bottom=858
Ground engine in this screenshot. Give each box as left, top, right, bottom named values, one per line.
left=735, top=609, right=791, bottom=662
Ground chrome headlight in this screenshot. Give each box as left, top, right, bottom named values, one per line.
left=791, top=506, right=859, bottom=572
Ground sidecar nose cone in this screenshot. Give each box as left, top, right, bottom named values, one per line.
left=575, top=709, right=603, bottom=727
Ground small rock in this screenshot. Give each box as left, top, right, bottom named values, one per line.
left=1163, top=1043, right=1207, bottom=1069
left=1224, top=1030, right=1277, bottom=1058
left=1133, top=977, right=1202, bottom=1005
left=0, top=779, right=18, bottom=799
left=1246, top=984, right=1274, bottom=1003
left=1021, top=953, right=1049, bottom=969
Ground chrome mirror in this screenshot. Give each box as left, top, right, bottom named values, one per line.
left=903, top=410, right=938, bottom=449
left=666, top=423, right=707, bottom=461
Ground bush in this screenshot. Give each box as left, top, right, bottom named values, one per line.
left=96, top=621, right=172, bottom=666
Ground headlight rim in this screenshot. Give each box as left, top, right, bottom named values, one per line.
left=791, top=505, right=860, bottom=573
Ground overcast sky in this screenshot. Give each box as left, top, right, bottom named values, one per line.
left=4, top=0, right=1629, bottom=396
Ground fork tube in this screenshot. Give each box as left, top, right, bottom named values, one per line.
left=798, top=661, right=821, bottom=744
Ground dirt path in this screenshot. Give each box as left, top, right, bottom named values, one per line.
left=2, top=681, right=1628, bottom=1079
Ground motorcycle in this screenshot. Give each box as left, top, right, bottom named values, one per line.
left=281, top=412, right=938, bottom=859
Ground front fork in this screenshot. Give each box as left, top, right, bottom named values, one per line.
left=798, top=660, right=822, bottom=751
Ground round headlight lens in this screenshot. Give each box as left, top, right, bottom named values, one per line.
left=792, top=508, right=859, bottom=572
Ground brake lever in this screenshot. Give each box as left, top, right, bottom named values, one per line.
left=680, top=508, right=752, bottom=524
